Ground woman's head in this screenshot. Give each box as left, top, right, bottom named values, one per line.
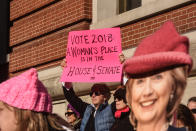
left=0, top=68, right=53, bottom=131
left=65, top=109, right=77, bottom=124
left=187, top=96, right=196, bottom=119
left=126, top=66, right=188, bottom=126
left=114, top=86, right=127, bottom=110
left=65, top=104, right=80, bottom=124
left=123, top=21, right=192, bottom=127
left=0, top=101, right=49, bottom=131
left=90, top=84, right=111, bottom=107
left=0, top=101, right=70, bottom=131
left=176, top=104, right=196, bottom=131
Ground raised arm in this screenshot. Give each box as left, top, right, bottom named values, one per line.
left=61, top=58, right=88, bottom=117
left=62, top=84, right=88, bottom=118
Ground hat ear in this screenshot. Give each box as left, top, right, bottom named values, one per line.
left=0, top=68, right=52, bottom=113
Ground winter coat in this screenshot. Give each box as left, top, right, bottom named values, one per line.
left=110, top=107, right=134, bottom=131
left=80, top=103, right=115, bottom=131
left=167, top=126, right=187, bottom=131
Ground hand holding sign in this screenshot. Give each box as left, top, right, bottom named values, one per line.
left=61, top=28, right=122, bottom=82
left=60, top=59, right=66, bottom=70
left=119, top=53, right=126, bottom=64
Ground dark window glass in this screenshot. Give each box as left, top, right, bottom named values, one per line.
left=119, top=0, right=141, bottom=14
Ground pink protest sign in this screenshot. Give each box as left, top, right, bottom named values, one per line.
left=60, top=27, right=122, bottom=82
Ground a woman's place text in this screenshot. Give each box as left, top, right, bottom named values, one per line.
left=67, top=46, right=118, bottom=57
left=66, top=46, right=118, bottom=62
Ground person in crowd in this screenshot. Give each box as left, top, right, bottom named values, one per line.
left=51, top=113, right=76, bottom=131
left=176, top=104, right=196, bottom=131
left=123, top=21, right=193, bottom=131
left=110, top=86, right=134, bottom=131
left=187, top=96, right=196, bottom=119
left=0, top=68, right=74, bottom=131
left=61, top=80, right=115, bottom=131
left=65, top=104, right=81, bottom=130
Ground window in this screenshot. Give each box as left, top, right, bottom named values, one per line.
left=119, top=0, right=141, bottom=14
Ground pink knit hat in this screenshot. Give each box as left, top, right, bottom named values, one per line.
left=0, top=68, right=52, bottom=113
left=123, top=21, right=192, bottom=76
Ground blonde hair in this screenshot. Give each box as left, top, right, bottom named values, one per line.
left=3, top=102, right=73, bottom=131
left=126, top=66, right=188, bottom=127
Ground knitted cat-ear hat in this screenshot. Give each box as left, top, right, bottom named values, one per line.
left=0, top=68, right=52, bottom=113
left=123, top=21, right=193, bottom=76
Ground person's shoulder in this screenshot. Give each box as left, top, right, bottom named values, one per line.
left=168, top=126, right=187, bottom=131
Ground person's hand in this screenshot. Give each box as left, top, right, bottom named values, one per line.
left=61, top=58, right=67, bottom=70
left=119, top=53, right=126, bottom=64
left=64, top=82, right=73, bottom=89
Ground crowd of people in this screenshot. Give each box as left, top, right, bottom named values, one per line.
left=0, top=21, right=195, bottom=131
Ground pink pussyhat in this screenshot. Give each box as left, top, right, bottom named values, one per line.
left=0, top=68, right=52, bottom=113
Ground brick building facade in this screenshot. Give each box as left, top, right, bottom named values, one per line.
left=9, top=0, right=196, bottom=118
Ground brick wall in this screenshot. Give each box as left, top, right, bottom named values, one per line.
left=121, top=3, right=196, bottom=49
left=10, top=0, right=92, bottom=46
left=9, top=21, right=89, bottom=74
left=9, top=0, right=92, bottom=76
left=10, top=0, right=55, bottom=21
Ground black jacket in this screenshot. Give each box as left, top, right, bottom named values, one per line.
left=167, top=126, right=187, bottom=131
left=110, top=109, right=134, bottom=131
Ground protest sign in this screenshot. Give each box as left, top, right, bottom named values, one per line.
left=60, top=28, right=122, bottom=82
